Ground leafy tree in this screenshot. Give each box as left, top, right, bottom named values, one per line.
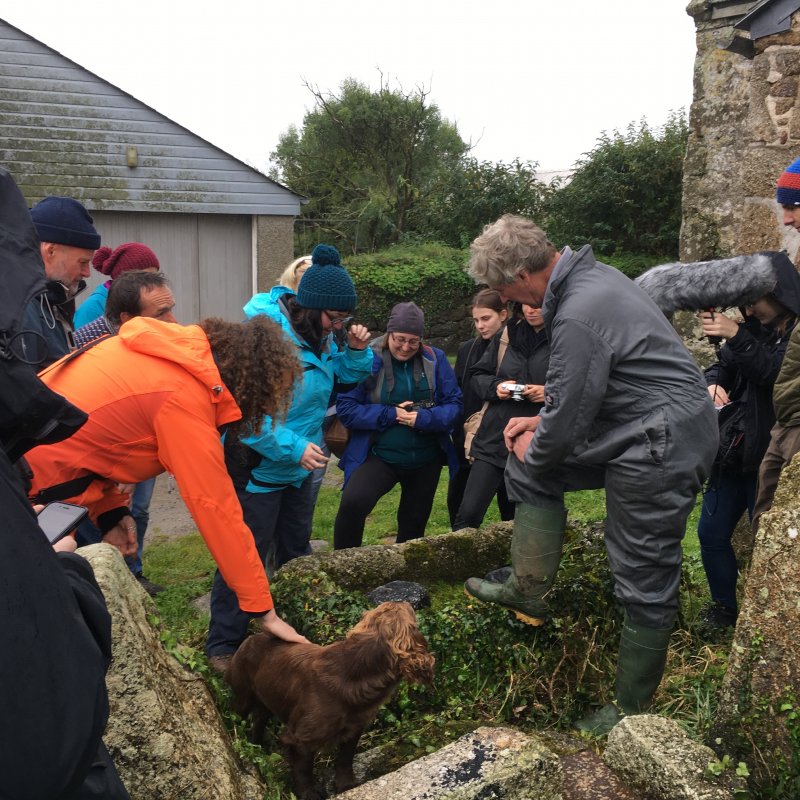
left=270, top=76, right=468, bottom=253
left=414, top=157, right=556, bottom=248
left=544, top=111, right=688, bottom=259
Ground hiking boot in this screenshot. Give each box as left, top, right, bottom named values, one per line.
left=135, top=573, right=164, bottom=597
left=697, top=602, right=737, bottom=631
left=464, top=504, right=566, bottom=627
left=208, top=653, right=234, bottom=675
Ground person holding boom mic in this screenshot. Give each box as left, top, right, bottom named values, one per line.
left=696, top=252, right=800, bottom=634
left=751, top=156, right=800, bottom=533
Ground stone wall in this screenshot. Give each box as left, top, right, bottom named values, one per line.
left=682, top=0, right=800, bottom=263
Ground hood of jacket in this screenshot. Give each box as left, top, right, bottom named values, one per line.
left=0, top=167, right=87, bottom=461
left=244, top=286, right=292, bottom=325
left=117, top=317, right=238, bottom=418
left=766, top=251, right=800, bottom=317
left=244, top=287, right=313, bottom=351
left=541, top=245, right=586, bottom=329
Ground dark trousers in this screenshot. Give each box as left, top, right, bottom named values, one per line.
left=447, top=462, right=471, bottom=527
left=697, top=470, right=756, bottom=610
left=504, top=402, right=717, bottom=629
left=206, top=475, right=315, bottom=657
left=451, top=458, right=514, bottom=530
left=333, top=455, right=442, bottom=549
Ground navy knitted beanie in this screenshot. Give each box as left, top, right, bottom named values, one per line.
left=30, top=196, right=101, bottom=250
left=296, top=244, right=357, bottom=311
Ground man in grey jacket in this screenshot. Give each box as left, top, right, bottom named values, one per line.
left=464, top=215, right=718, bottom=735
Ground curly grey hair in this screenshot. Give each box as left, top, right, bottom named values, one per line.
left=468, top=214, right=556, bottom=287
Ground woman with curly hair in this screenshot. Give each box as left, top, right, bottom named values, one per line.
left=206, top=244, right=373, bottom=671
left=26, top=313, right=307, bottom=647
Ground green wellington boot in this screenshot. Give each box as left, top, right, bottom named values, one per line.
left=464, top=504, right=566, bottom=626
left=575, top=614, right=672, bottom=736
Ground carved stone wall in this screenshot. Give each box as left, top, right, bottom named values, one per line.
left=682, top=0, right=800, bottom=263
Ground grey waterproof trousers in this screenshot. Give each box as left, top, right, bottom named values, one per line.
left=505, top=400, right=718, bottom=629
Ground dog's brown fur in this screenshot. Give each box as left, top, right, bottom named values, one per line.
left=225, top=601, right=435, bottom=800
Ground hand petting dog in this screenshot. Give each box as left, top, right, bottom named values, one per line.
left=259, top=609, right=308, bottom=643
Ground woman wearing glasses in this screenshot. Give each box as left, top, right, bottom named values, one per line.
left=333, top=301, right=462, bottom=549
left=207, top=244, right=372, bottom=671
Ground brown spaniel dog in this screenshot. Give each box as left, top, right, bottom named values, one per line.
left=225, top=601, right=435, bottom=800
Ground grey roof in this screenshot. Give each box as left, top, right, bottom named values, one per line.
left=735, top=0, right=800, bottom=37
left=0, top=18, right=302, bottom=215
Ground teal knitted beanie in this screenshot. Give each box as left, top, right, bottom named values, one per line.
left=296, top=244, right=357, bottom=311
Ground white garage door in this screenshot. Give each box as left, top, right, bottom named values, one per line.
left=79, top=211, right=253, bottom=325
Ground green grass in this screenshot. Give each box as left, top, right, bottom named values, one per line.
left=145, top=474, right=705, bottom=586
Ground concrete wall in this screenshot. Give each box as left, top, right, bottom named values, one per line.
left=254, top=215, right=295, bottom=293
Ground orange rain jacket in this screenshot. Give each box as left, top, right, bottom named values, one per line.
left=26, top=317, right=272, bottom=614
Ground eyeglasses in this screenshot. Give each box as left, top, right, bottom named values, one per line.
left=324, top=311, right=353, bottom=328
left=391, top=333, right=421, bottom=349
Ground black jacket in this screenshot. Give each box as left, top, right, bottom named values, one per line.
left=0, top=167, right=128, bottom=800
left=705, top=252, right=800, bottom=473
left=452, top=334, right=493, bottom=461
left=469, top=317, right=550, bottom=468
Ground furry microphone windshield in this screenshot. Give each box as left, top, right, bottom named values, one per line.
left=634, top=253, right=778, bottom=316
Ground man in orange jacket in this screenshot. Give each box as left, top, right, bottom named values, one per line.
left=26, top=314, right=307, bottom=643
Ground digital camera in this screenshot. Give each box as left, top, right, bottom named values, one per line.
left=409, top=400, right=436, bottom=411
left=500, top=382, right=526, bottom=401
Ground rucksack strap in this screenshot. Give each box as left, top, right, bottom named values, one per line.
left=37, top=332, right=114, bottom=380
left=32, top=472, right=100, bottom=504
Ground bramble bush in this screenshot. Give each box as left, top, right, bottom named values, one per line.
left=543, top=112, right=688, bottom=261
left=270, top=523, right=619, bottom=754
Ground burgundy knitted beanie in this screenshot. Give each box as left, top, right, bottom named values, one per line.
left=92, top=242, right=160, bottom=280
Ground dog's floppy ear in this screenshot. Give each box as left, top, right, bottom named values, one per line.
left=366, top=602, right=435, bottom=685
left=397, top=625, right=435, bottom=685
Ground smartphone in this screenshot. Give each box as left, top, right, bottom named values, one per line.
left=36, top=502, right=89, bottom=545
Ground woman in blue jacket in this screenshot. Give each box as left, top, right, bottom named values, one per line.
left=206, top=244, right=372, bottom=669
left=333, top=302, right=462, bottom=549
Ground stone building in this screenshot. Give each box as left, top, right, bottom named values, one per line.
left=682, top=0, right=800, bottom=263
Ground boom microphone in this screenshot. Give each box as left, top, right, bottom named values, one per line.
left=634, top=253, right=778, bottom=316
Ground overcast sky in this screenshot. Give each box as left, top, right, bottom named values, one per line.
left=3, top=1, right=697, bottom=175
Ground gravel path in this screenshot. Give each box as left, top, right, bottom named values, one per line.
left=146, top=460, right=342, bottom=543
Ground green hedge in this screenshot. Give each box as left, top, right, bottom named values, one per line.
left=339, top=244, right=672, bottom=347
left=602, top=251, right=673, bottom=280
left=346, top=242, right=475, bottom=333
